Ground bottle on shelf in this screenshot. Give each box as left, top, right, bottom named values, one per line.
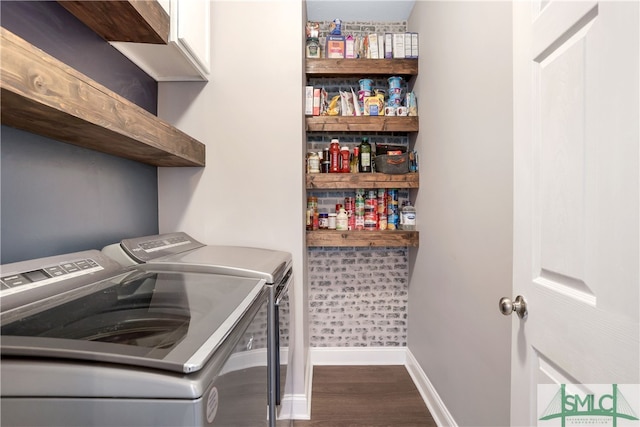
left=336, top=207, right=349, bottom=230
left=400, top=201, right=416, bottom=231
left=359, top=137, right=372, bottom=173
left=340, top=146, right=350, bottom=173
left=329, top=139, right=341, bottom=173
left=350, top=146, right=360, bottom=173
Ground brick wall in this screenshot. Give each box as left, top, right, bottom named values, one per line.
left=308, top=247, right=409, bottom=347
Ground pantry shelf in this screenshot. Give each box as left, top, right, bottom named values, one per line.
left=306, top=59, right=418, bottom=77
left=307, top=173, right=419, bottom=190
left=57, top=0, right=169, bottom=44
left=306, top=230, right=419, bottom=248
left=306, top=116, right=418, bottom=132
left=0, top=27, right=205, bottom=167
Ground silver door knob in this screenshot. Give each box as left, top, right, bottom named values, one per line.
left=499, top=295, right=527, bottom=319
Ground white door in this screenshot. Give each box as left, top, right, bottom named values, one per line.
left=511, top=1, right=639, bottom=425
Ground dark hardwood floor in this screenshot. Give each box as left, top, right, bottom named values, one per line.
left=292, top=365, right=437, bottom=427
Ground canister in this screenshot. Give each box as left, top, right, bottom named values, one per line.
left=328, top=213, right=337, bottom=230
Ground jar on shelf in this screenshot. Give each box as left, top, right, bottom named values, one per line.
left=400, top=201, right=416, bottom=230
left=308, top=151, right=320, bottom=173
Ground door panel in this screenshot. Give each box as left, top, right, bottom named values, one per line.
left=512, top=1, right=639, bottom=425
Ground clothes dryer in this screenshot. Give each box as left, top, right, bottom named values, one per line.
left=102, top=232, right=293, bottom=426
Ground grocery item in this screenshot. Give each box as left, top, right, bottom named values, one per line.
left=308, top=151, right=320, bottom=173
left=329, top=140, right=341, bottom=173
left=359, top=138, right=372, bottom=172
left=340, top=146, right=350, bottom=173
left=400, top=201, right=416, bottom=230
left=336, top=208, right=348, bottom=230
left=350, top=147, right=359, bottom=173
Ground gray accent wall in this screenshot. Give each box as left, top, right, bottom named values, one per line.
left=1, top=1, right=159, bottom=263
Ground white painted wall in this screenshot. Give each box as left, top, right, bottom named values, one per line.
left=408, top=2, right=513, bottom=426
left=156, top=0, right=309, bottom=415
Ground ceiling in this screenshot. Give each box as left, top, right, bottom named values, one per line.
left=306, top=0, right=416, bottom=22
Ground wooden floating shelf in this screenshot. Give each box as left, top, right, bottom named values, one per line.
left=307, top=173, right=419, bottom=190
left=0, top=27, right=205, bottom=167
left=306, top=230, right=419, bottom=248
left=58, top=0, right=170, bottom=44
left=306, top=116, right=418, bottom=132
left=306, top=59, right=418, bottom=77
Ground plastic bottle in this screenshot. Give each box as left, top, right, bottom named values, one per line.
left=340, top=146, right=350, bottom=173
left=329, top=139, right=341, bottom=173
left=336, top=208, right=349, bottom=230
left=359, top=137, right=372, bottom=172
left=400, top=201, right=416, bottom=230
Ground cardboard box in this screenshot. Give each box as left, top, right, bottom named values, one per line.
left=384, top=33, right=393, bottom=59
left=411, top=33, right=419, bottom=58
left=393, top=33, right=405, bottom=58
left=313, top=88, right=320, bottom=116
left=305, top=86, right=314, bottom=116
left=368, top=34, right=379, bottom=59
left=404, top=33, right=412, bottom=58
left=326, top=35, right=345, bottom=58
left=345, top=35, right=355, bottom=58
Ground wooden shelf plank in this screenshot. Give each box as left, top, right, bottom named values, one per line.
left=306, top=59, right=418, bottom=77
left=58, top=1, right=169, bottom=44
left=306, top=230, right=419, bottom=247
left=0, top=27, right=205, bottom=167
left=307, top=173, right=419, bottom=189
left=306, top=116, right=418, bottom=132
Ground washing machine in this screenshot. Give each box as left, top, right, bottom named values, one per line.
left=102, top=232, right=293, bottom=426
left=1, top=250, right=270, bottom=426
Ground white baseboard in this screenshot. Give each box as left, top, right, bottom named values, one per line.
left=405, top=349, right=458, bottom=427
left=310, top=346, right=408, bottom=366
left=284, top=346, right=456, bottom=427
left=279, top=348, right=313, bottom=420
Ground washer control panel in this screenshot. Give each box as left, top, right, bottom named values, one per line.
left=1, top=257, right=103, bottom=296
left=0, top=250, right=126, bottom=322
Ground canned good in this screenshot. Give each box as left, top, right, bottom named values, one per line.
left=377, top=189, right=387, bottom=215
left=378, top=214, right=388, bottom=230
left=344, top=197, right=355, bottom=230
left=364, top=213, right=377, bottom=230
left=387, top=189, right=399, bottom=230
left=355, top=189, right=365, bottom=230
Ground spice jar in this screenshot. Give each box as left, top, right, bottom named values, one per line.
left=308, top=151, right=320, bottom=173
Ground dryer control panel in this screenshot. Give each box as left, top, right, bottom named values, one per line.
left=120, top=232, right=206, bottom=263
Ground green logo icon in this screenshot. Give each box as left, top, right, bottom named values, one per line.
left=539, top=384, right=639, bottom=427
